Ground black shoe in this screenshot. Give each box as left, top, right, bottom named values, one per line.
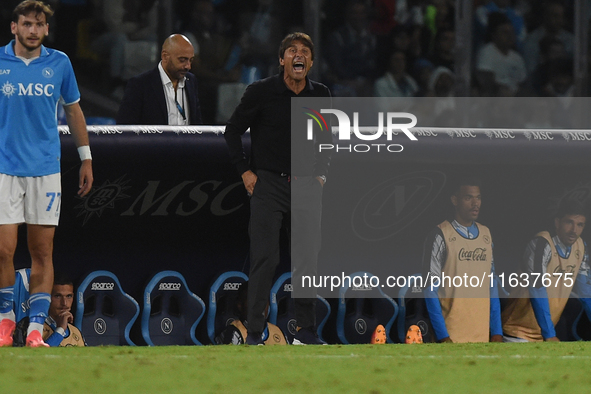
left=246, top=333, right=264, bottom=346
left=293, top=327, right=327, bottom=345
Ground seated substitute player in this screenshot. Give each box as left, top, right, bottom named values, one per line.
left=502, top=199, right=591, bottom=342
left=42, top=274, right=85, bottom=346
left=11, top=270, right=85, bottom=346
left=215, top=282, right=287, bottom=345
left=0, top=1, right=93, bottom=348
left=422, top=177, right=503, bottom=343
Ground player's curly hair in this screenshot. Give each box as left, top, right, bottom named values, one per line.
left=278, top=32, right=315, bottom=74
left=12, top=1, right=54, bottom=23
left=555, top=199, right=587, bottom=220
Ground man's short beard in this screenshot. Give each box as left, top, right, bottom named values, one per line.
left=17, top=34, right=45, bottom=51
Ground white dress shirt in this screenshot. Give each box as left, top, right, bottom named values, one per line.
left=158, top=62, right=189, bottom=125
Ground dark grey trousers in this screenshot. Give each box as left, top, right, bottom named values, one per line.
left=247, top=170, right=322, bottom=335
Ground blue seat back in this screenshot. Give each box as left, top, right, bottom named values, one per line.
left=207, top=271, right=248, bottom=344
left=397, top=273, right=434, bottom=343
left=269, top=272, right=331, bottom=343
left=572, top=303, right=588, bottom=341
left=141, top=271, right=205, bottom=346
left=75, top=271, right=139, bottom=346
left=336, top=272, right=398, bottom=344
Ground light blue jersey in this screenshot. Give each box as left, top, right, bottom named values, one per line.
left=0, top=40, right=80, bottom=176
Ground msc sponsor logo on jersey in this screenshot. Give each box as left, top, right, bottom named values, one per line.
left=0, top=69, right=9, bottom=75
left=158, top=282, right=181, bottom=291
left=223, top=282, right=242, bottom=291
left=91, top=282, right=115, bottom=291
left=1, top=81, right=54, bottom=98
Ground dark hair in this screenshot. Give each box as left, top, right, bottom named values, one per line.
left=12, top=0, right=53, bottom=23
left=555, top=199, right=587, bottom=220
left=54, top=272, right=74, bottom=287
left=452, top=176, right=482, bottom=195
left=278, top=32, right=315, bottom=73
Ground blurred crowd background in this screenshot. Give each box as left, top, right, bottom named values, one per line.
left=0, top=0, right=589, bottom=124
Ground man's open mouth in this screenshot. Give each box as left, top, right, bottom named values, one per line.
left=293, top=62, right=304, bottom=71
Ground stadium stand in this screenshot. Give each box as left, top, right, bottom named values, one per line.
left=141, top=271, right=205, bottom=346
left=268, top=272, right=331, bottom=344
left=207, top=271, right=248, bottom=344
left=336, top=272, right=398, bottom=344
left=75, top=270, right=139, bottom=346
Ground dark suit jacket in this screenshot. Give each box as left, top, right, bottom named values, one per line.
left=116, top=67, right=203, bottom=125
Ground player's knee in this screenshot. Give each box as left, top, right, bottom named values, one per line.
left=28, top=244, right=53, bottom=265
left=0, top=242, right=16, bottom=264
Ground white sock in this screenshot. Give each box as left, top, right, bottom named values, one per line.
left=0, top=310, right=15, bottom=322
left=27, top=322, right=44, bottom=337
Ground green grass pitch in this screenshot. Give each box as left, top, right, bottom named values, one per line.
left=1, top=342, right=590, bottom=393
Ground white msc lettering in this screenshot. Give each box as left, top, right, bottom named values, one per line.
left=18, top=83, right=54, bottom=96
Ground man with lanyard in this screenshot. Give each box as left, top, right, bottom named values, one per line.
left=0, top=0, right=93, bottom=348
left=422, top=177, right=503, bottom=343
left=116, top=34, right=203, bottom=126
left=224, top=32, right=332, bottom=345
left=502, top=199, right=591, bottom=342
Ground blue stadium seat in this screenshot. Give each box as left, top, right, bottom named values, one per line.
left=336, top=272, right=398, bottom=344
left=397, top=273, right=433, bottom=343
left=571, top=300, right=589, bottom=341
left=141, top=271, right=205, bottom=346
left=207, top=271, right=248, bottom=344
left=75, top=271, right=139, bottom=346
left=557, top=295, right=584, bottom=341
left=268, top=272, right=331, bottom=344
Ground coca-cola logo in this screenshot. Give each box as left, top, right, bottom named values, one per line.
left=458, top=247, right=487, bottom=261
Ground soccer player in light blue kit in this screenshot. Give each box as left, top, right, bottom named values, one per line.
left=0, top=1, right=93, bottom=347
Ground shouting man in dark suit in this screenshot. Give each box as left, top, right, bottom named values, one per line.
left=116, top=34, right=203, bottom=125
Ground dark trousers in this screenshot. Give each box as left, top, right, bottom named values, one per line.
left=247, top=170, right=323, bottom=334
